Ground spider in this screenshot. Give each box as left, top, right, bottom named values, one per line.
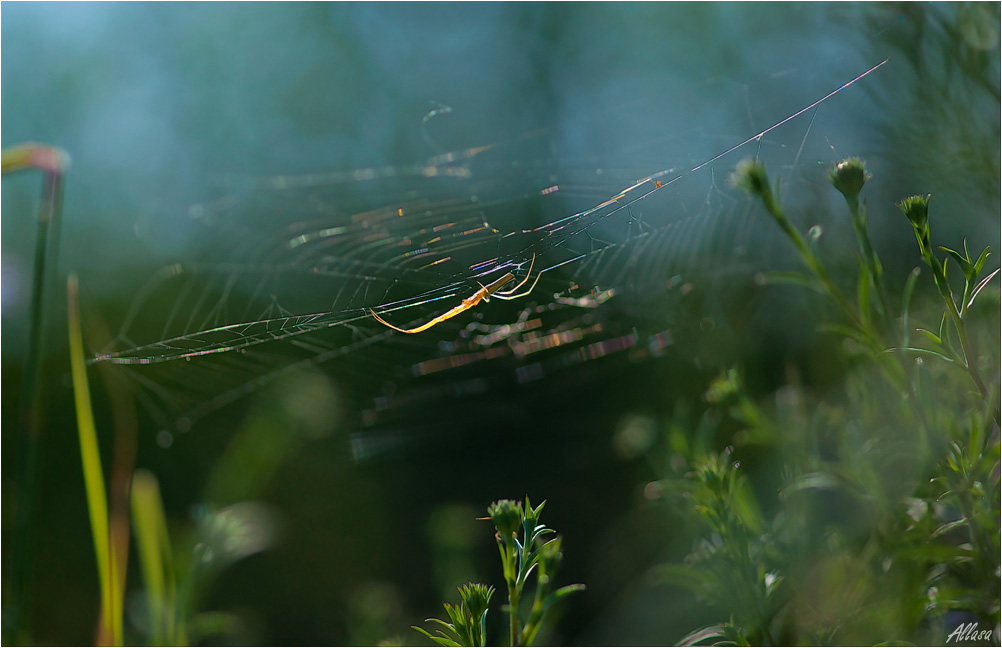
left=369, top=254, right=541, bottom=334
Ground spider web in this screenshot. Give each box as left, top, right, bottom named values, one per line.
left=89, top=55, right=893, bottom=449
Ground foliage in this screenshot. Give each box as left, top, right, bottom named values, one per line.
left=413, top=498, right=584, bottom=647
left=413, top=583, right=495, bottom=648
left=66, top=274, right=285, bottom=645
left=651, top=158, right=999, bottom=645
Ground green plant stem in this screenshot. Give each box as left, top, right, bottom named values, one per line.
left=758, top=182, right=866, bottom=334
left=3, top=144, right=68, bottom=641
left=508, top=581, right=520, bottom=646
left=845, top=196, right=894, bottom=326
left=518, top=580, right=547, bottom=646
left=494, top=532, right=520, bottom=647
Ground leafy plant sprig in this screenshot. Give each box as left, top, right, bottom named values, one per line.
left=897, top=193, right=997, bottom=408
left=732, top=156, right=1002, bottom=436
left=413, top=583, right=495, bottom=648
left=413, top=498, right=584, bottom=647
left=692, top=155, right=1001, bottom=643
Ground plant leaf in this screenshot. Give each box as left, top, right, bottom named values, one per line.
left=896, top=347, right=958, bottom=364
left=973, top=246, right=991, bottom=275
left=968, top=268, right=1000, bottom=308
left=931, top=518, right=968, bottom=539
left=939, top=245, right=973, bottom=279
left=678, top=624, right=739, bottom=646
left=916, top=328, right=942, bottom=346
left=68, top=274, right=120, bottom=645
left=131, top=470, right=177, bottom=645
left=543, top=584, right=586, bottom=609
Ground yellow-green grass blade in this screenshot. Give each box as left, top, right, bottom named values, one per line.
left=131, top=469, right=178, bottom=645
left=68, top=274, right=121, bottom=645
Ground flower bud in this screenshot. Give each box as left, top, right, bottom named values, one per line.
left=458, top=582, right=494, bottom=621
left=897, top=194, right=932, bottom=230
left=730, top=159, right=770, bottom=197
left=828, top=157, right=870, bottom=202
left=487, top=499, right=522, bottom=538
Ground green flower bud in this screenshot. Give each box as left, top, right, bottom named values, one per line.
left=827, top=157, right=870, bottom=202
left=730, top=158, right=771, bottom=197
left=457, top=582, right=494, bottom=621
left=487, top=499, right=522, bottom=538
left=897, top=194, right=932, bottom=230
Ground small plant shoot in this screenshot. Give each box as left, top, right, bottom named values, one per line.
left=413, top=498, right=584, bottom=647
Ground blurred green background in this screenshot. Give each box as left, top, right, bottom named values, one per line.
left=2, top=3, right=998, bottom=645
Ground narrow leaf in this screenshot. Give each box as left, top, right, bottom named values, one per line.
left=131, top=470, right=175, bottom=645
left=973, top=246, right=990, bottom=275
left=68, top=274, right=119, bottom=646
left=678, top=624, right=731, bottom=646
left=968, top=268, right=1000, bottom=308
left=937, top=311, right=949, bottom=343
left=931, top=518, right=968, bottom=539
left=543, top=584, right=586, bottom=610
left=916, top=328, right=942, bottom=346
left=897, top=347, right=958, bottom=364
left=939, top=246, right=973, bottom=279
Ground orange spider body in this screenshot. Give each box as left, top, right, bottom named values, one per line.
left=370, top=255, right=542, bottom=334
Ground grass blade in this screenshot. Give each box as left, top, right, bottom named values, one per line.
left=4, top=143, right=69, bottom=640
left=132, top=469, right=178, bottom=645
left=68, top=273, right=121, bottom=645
